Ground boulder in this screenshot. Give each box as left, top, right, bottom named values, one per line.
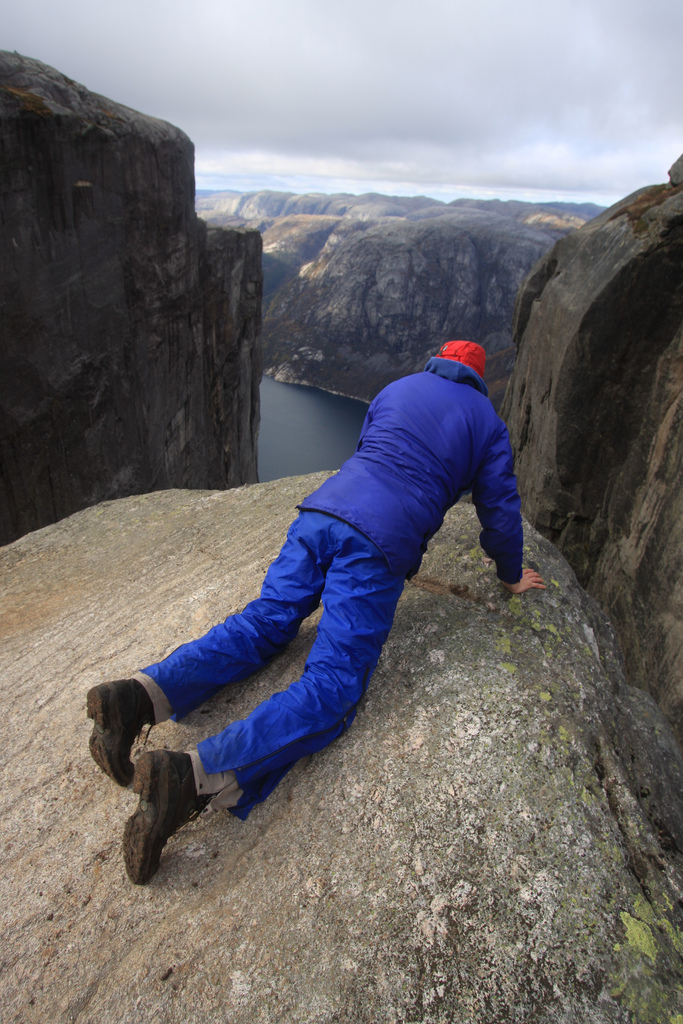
left=0, top=52, right=262, bottom=545
left=669, top=153, right=683, bottom=187
left=501, top=175, right=683, bottom=748
left=1, top=477, right=682, bottom=1023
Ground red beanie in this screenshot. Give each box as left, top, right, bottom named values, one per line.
left=437, top=340, right=486, bottom=379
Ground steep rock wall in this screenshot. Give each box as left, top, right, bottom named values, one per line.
left=502, top=166, right=683, bottom=746
left=200, top=225, right=262, bottom=488
left=0, top=53, right=262, bottom=545
left=1, top=479, right=682, bottom=1022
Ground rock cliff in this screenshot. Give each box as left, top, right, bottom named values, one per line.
left=1, top=478, right=682, bottom=1023
left=0, top=53, right=262, bottom=546
left=198, top=190, right=602, bottom=406
left=502, top=159, right=683, bottom=749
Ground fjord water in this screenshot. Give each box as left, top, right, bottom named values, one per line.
left=258, top=375, right=369, bottom=482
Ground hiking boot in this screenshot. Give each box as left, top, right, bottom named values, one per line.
left=87, top=678, right=155, bottom=786
left=123, top=750, right=209, bottom=885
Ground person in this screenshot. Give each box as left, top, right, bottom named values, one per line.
left=87, top=340, right=545, bottom=884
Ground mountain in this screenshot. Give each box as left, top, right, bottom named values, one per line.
left=0, top=53, right=262, bottom=545
left=198, top=190, right=603, bottom=406
left=502, top=156, right=683, bottom=748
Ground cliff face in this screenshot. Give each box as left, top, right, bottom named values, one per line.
left=502, top=164, right=683, bottom=746
left=0, top=53, right=262, bottom=545
left=198, top=190, right=602, bottom=405
left=1, top=480, right=682, bottom=1022
left=261, top=214, right=548, bottom=403
left=200, top=226, right=262, bottom=487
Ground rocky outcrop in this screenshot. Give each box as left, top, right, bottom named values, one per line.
left=502, top=166, right=683, bottom=748
left=198, top=190, right=602, bottom=406
left=1, top=478, right=682, bottom=1023
left=670, top=154, right=683, bottom=187
left=0, top=53, right=262, bottom=546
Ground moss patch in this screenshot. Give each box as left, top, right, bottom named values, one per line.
left=2, top=85, right=52, bottom=116
left=608, top=181, right=683, bottom=230
left=620, top=911, right=657, bottom=962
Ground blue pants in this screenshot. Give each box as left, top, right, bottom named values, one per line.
left=143, top=511, right=405, bottom=818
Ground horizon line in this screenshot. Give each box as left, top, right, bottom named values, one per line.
left=194, top=177, right=616, bottom=209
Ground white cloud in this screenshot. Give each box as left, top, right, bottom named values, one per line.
left=2, top=0, right=682, bottom=202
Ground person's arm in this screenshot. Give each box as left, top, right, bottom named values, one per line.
left=471, top=423, right=524, bottom=584
left=472, top=423, right=545, bottom=596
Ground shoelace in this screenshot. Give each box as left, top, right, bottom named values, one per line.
left=176, top=794, right=212, bottom=831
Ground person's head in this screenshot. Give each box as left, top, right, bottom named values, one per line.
left=436, top=340, right=486, bottom=379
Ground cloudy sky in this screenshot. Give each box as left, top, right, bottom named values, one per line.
left=3, top=0, right=682, bottom=205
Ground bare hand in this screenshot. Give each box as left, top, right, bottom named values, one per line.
left=501, top=568, right=546, bottom=594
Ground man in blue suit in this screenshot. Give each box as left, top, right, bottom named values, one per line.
left=87, top=341, right=544, bottom=884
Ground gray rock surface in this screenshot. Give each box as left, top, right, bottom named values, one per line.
left=198, top=190, right=603, bottom=406
left=1, top=478, right=682, bottom=1023
left=669, top=153, right=683, bottom=187
left=0, top=52, right=262, bottom=545
left=501, top=176, right=683, bottom=749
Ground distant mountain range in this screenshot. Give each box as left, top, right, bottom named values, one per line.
left=197, top=190, right=604, bottom=407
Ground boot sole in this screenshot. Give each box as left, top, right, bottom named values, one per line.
left=87, top=685, right=134, bottom=787
left=123, top=752, right=173, bottom=885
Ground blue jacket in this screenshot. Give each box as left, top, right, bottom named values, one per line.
left=299, top=358, right=523, bottom=582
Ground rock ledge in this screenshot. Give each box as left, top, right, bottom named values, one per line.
left=1, top=478, right=682, bottom=1023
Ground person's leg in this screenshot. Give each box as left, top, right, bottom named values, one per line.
left=122, top=514, right=404, bottom=882
left=123, top=749, right=209, bottom=885
left=87, top=678, right=156, bottom=786
left=195, top=517, right=405, bottom=817
left=88, top=513, right=327, bottom=787
left=138, top=512, right=331, bottom=719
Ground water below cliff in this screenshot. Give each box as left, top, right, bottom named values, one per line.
left=258, top=375, right=369, bottom=482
